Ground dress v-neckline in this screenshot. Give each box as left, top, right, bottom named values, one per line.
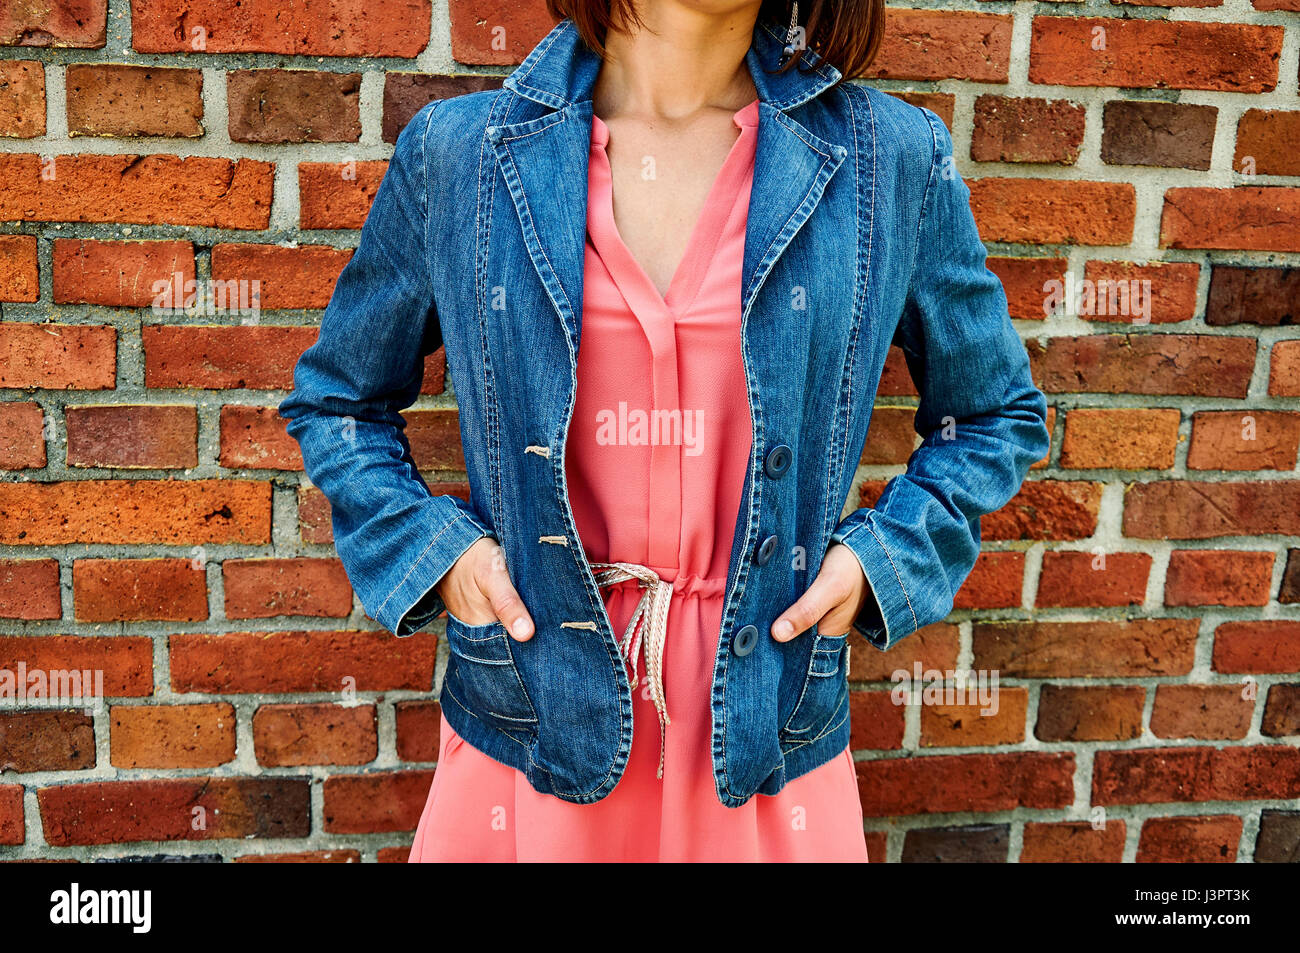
left=588, top=99, right=759, bottom=319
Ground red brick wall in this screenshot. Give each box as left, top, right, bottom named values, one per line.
left=1, top=0, right=1297, bottom=863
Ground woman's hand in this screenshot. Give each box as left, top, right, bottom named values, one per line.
left=435, top=537, right=536, bottom=641
left=770, top=542, right=870, bottom=642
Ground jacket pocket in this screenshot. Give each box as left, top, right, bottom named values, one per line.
left=441, top=615, right=539, bottom=735
left=780, top=631, right=850, bottom=745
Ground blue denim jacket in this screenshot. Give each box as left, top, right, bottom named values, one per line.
left=278, top=18, right=1049, bottom=807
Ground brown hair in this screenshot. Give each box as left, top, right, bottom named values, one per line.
left=544, top=0, right=885, bottom=84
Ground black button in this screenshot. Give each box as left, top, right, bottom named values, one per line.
left=764, top=444, right=792, bottom=479
left=755, top=534, right=778, bottom=566
left=732, top=624, right=759, bottom=657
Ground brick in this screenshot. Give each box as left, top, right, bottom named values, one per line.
left=298, top=485, right=334, bottom=544
left=986, top=257, right=1065, bottom=321
left=73, top=557, right=207, bottom=621
left=131, top=0, right=431, bottom=56
left=406, top=409, right=468, bottom=470
left=1020, top=820, right=1126, bottom=863
left=210, top=243, right=348, bottom=310
left=980, top=480, right=1103, bottom=541
left=867, top=10, right=1012, bottom=83
left=1188, top=411, right=1300, bottom=471
left=1036, top=684, right=1146, bottom=742
left=901, top=824, right=1009, bottom=863
left=1031, top=335, right=1256, bottom=398
left=1272, top=341, right=1300, bottom=396
left=1029, top=18, right=1283, bottom=92
left=1161, top=188, right=1300, bottom=253
left=1093, top=745, right=1300, bottom=805
left=0, top=400, right=46, bottom=468
left=1060, top=408, right=1180, bottom=470
left=0, top=635, right=153, bottom=696
left=0, top=322, right=116, bottom=389
left=222, top=557, right=352, bottom=619
left=1100, top=101, right=1217, bottom=170
left=0, top=154, right=273, bottom=228
left=969, top=179, right=1135, bottom=246
left=885, top=92, right=954, bottom=131
left=952, top=551, right=1023, bottom=610
left=1080, top=261, right=1199, bottom=325
left=448, top=0, right=556, bottom=66
left=1150, top=684, right=1254, bottom=740
left=850, top=690, right=906, bottom=751
left=65, top=404, right=198, bottom=468
left=298, top=161, right=387, bottom=229
left=0, top=785, right=21, bottom=844
left=236, top=849, right=360, bottom=863
left=395, top=700, right=441, bottom=762
left=1138, top=815, right=1242, bottom=863
left=864, top=831, right=887, bottom=863
left=1165, top=549, right=1274, bottom=607
left=53, top=239, right=194, bottom=307
left=1036, top=550, right=1150, bottom=608
left=860, top=406, right=916, bottom=465
left=38, top=777, right=309, bottom=845
left=0, top=480, right=270, bottom=544
left=65, top=64, right=202, bottom=137
left=143, top=325, right=316, bottom=390
left=0, top=61, right=44, bottom=137
left=1206, top=265, right=1300, bottom=327
left=219, top=405, right=303, bottom=470
left=920, top=686, right=1028, bottom=747
left=376, top=846, right=410, bottom=862
left=971, top=96, right=1085, bottom=164
left=856, top=751, right=1074, bottom=817
left=1213, top=620, right=1300, bottom=674
left=382, top=72, right=505, bottom=142
left=322, top=770, right=435, bottom=833
left=1, top=0, right=106, bottom=47
left=1260, top=684, right=1300, bottom=738
left=0, top=235, right=39, bottom=301
left=1253, top=811, right=1300, bottom=863
left=227, top=69, right=360, bottom=143
left=973, top=619, right=1197, bottom=678
left=252, top=703, right=377, bottom=766
left=0, top=559, right=61, bottom=619
left=109, top=703, right=236, bottom=768
left=1123, top=481, right=1300, bottom=539
left=169, top=630, right=437, bottom=693
left=1033, top=407, right=1056, bottom=471
left=1234, top=109, right=1300, bottom=177
left=848, top=623, right=960, bottom=683
left=0, top=710, right=95, bottom=772
left=1282, top=550, right=1300, bottom=604
left=878, top=346, right=917, bottom=397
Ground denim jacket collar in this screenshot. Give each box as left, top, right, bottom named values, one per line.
left=502, top=17, right=844, bottom=113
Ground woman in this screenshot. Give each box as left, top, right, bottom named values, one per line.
left=279, top=0, right=1049, bottom=862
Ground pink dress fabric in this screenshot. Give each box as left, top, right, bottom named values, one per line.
left=409, top=100, right=868, bottom=862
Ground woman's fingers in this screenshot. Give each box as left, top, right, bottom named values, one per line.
left=473, top=543, right=536, bottom=641
left=771, top=543, right=866, bottom=642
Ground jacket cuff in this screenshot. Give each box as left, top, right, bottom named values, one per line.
left=379, top=510, right=496, bottom=637
left=828, top=511, right=920, bottom=651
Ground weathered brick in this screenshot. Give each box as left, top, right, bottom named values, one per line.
left=0, top=710, right=95, bottom=772
left=848, top=623, right=960, bottom=684
left=1187, top=411, right=1300, bottom=470
left=969, top=179, right=1135, bottom=245
left=0, top=61, right=45, bottom=137
left=252, top=703, right=377, bottom=766
left=1253, top=811, right=1300, bottom=863
left=219, top=405, right=303, bottom=470
left=973, top=619, right=1197, bottom=677
left=395, top=699, right=441, bottom=763
left=971, top=96, right=1085, bottom=165
left=382, top=72, right=504, bottom=142
left=885, top=92, right=954, bottom=131
left=143, top=325, right=316, bottom=390
left=448, top=0, right=556, bottom=66
left=1124, top=481, right=1300, bottom=539
left=52, top=238, right=194, bottom=307
left=1030, top=18, right=1283, bottom=92
left=0, top=400, right=46, bottom=468
left=65, top=403, right=198, bottom=468
left=0, top=785, right=22, bottom=844
left=210, top=243, right=349, bottom=310
left=1060, top=408, right=1180, bottom=470
left=109, top=702, right=236, bottom=768
left=227, top=69, right=360, bottom=143
left=860, top=406, right=916, bottom=465
left=986, top=256, right=1065, bottom=321
left=1031, top=335, right=1256, bottom=398
left=0, top=322, right=116, bottom=389
left=0, top=558, right=61, bottom=619
left=322, top=770, right=435, bottom=833
left=1020, top=820, right=1126, bottom=863
left=1036, top=684, right=1146, bottom=742
left=298, top=161, right=387, bottom=229
left=1161, top=188, right=1300, bottom=252
left=236, top=849, right=360, bottom=863
left=0, top=234, right=39, bottom=301
left=1150, top=683, right=1254, bottom=739
left=1272, top=341, right=1300, bottom=396
left=953, top=551, right=1023, bottom=610
left=856, top=751, right=1074, bottom=817
left=867, top=10, right=1012, bottom=83
left=1093, top=745, right=1300, bottom=805
left=0, top=480, right=269, bottom=544
left=65, top=63, right=202, bottom=137
left=1281, top=550, right=1300, bottom=604
left=1080, top=260, right=1199, bottom=325
left=1234, top=109, right=1300, bottom=177
left=406, top=409, right=468, bottom=470
left=1205, top=265, right=1300, bottom=327
left=981, top=480, right=1103, bottom=541
left=1101, top=101, right=1217, bottom=170
left=73, top=557, right=207, bottom=621
left=1260, top=684, right=1300, bottom=738
left=1137, top=815, right=1241, bottom=862
left=1, top=0, right=107, bottom=48
left=901, top=824, right=1009, bottom=863
left=1213, top=620, right=1300, bottom=674
left=1165, top=549, right=1274, bottom=607
left=222, top=557, right=352, bottom=619
left=920, top=686, right=1027, bottom=747
left=0, top=635, right=153, bottom=696
left=169, top=630, right=437, bottom=693
left=1035, top=551, right=1151, bottom=608
left=850, top=690, right=906, bottom=751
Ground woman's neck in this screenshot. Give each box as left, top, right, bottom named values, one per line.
left=592, top=1, right=760, bottom=124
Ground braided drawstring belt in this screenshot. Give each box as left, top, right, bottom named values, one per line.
left=589, top=560, right=674, bottom=779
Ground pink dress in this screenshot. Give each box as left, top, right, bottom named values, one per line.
left=408, top=99, right=868, bottom=862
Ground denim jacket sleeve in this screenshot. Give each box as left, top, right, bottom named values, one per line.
left=277, top=100, right=495, bottom=638
left=828, top=108, right=1050, bottom=651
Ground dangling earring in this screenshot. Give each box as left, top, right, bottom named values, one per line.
left=778, top=1, right=800, bottom=67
